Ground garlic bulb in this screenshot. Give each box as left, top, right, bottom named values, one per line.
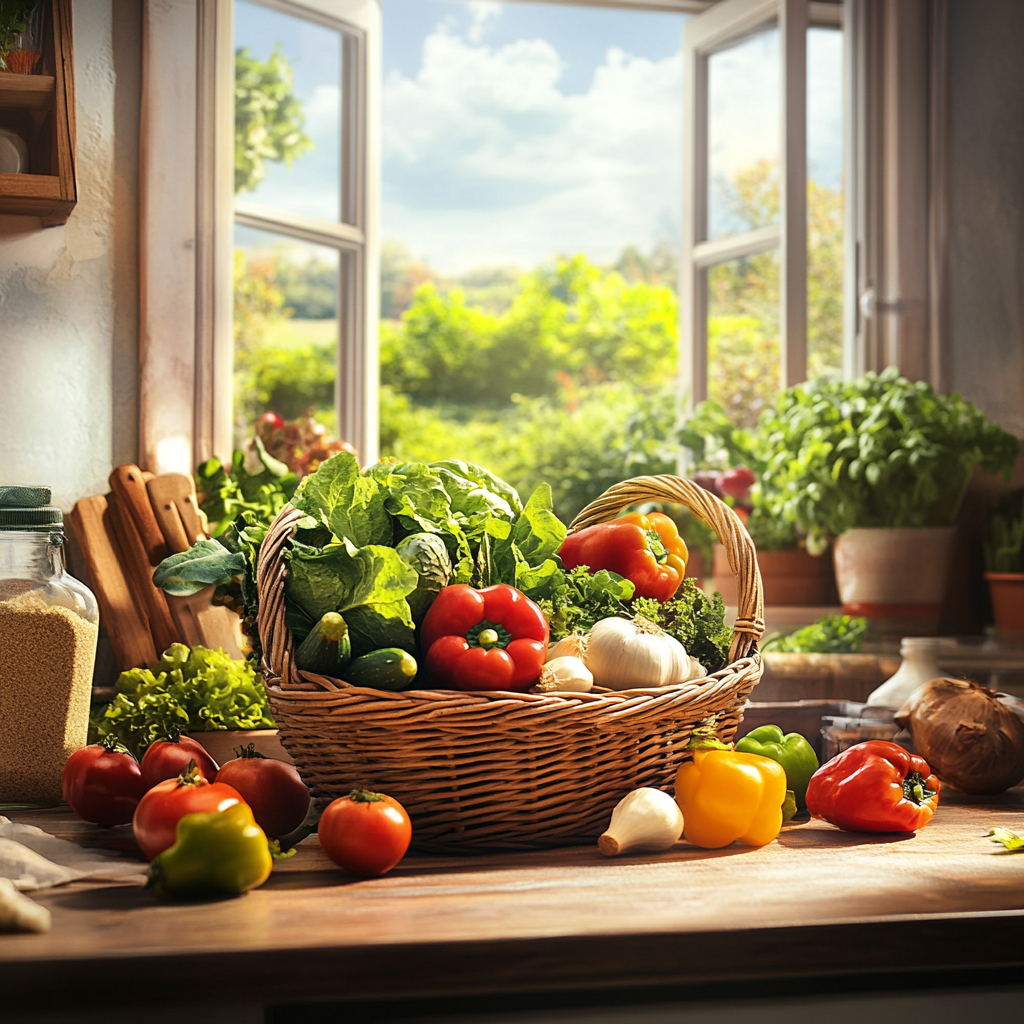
left=531, top=656, right=594, bottom=693
left=686, top=659, right=707, bottom=681
left=547, top=632, right=589, bottom=661
left=598, top=787, right=684, bottom=856
left=584, top=616, right=690, bottom=690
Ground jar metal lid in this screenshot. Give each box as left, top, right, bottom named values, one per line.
left=0, top=486, right=62, bottom=531
left=0, top=485, right=51, bottom=507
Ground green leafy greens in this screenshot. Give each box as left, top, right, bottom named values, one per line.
left=95, top=644, right=275, bottom=757
left=761, top=614, right=868, bottom=654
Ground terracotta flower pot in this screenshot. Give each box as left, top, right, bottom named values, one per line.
left=832, top=527, right=956, bottom=635
left=712, top=543, right=831, bottom=606
left=985, top=572, right=1024, bottom=636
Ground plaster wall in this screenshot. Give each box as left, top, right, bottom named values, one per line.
left=0, top=0, right=141, bottom=511
left=947, top=0, right=1024, bottom=437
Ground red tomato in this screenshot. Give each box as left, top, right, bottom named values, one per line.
left=61, top=737, right=149, bottom=827
left=720, top=466, right=756, bottom=498
left=256, top=411, right=285, bottom=432
left=140, top=735, right=219, bottom=789
left=216, top=749, right=310, bottom=838
left=318, top=790, right=412, bottom=877
left=132, top=767, right=244, bottom=860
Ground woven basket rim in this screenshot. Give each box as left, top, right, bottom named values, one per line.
left=256, top=472, right=764, bottom=704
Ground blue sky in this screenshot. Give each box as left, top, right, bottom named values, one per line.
left=234, top=0, right=843, bottom=275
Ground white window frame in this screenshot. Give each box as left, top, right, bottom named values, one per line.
left=679, top=0, right=842, bottom=409
left=139, top=0, right=379, bottom=474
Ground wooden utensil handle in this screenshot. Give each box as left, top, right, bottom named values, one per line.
left=107, top=491, right=179, bottom=654
left=110, top=464, right=169, bottom=566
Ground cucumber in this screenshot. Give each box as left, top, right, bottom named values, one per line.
left=294, top=612, right=352, bottom=677
left=345, top=648, right=418, bottom=691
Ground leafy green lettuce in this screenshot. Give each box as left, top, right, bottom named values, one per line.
left=95, top=643, right=275, bottom=757
left=291, top=452, right=392, bottom=546
left=284, top=537, right=419, bottom=655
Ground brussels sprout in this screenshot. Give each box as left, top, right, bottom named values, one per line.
left=395, top=533, right=452, bottom=623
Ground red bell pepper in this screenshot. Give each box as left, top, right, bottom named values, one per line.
left=420, top=584, right=549, bottom=692
left=805, top=740, right=941, bottom=833
left=559, top=511, right=688, bottom=602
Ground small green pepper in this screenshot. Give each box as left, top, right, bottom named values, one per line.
left=736, top=725, right=819, bottom=812
left=146, top=803, right=273, bottom=898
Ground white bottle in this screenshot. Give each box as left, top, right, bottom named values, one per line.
left=866, top=637, right=942, bottom=708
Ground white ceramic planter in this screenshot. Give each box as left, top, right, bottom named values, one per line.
left=832, top=527, right=955, bottom=634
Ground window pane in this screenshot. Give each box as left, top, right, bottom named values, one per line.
left=377, top=0, right=687, bottom=521
left=233, top=226, right=339, bottom=446
left=807, top=26, right=844, bottom=381
left=707, top=27, right=780, bottom=241
left=234, top=0, right=343, bottom=222
left=706, top=250, right=780, bottom=427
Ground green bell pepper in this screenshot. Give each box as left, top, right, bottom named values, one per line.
left=736, top=724, right=819, bottom=812
left=146, top=803, right=273, bottom=898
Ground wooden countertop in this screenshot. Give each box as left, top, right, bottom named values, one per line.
left=2, top=787, right=1024, bottom=1013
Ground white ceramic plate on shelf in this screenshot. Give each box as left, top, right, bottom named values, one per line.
left=0, top=129, right=29, bottom=173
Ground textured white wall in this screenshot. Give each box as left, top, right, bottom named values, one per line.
left=0, top=0, right=141, bottom=511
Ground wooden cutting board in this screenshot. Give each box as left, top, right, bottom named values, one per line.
left=66, top=496, right=158, bottom=669
left=146, top=471, right=244, bottom=659
left=104, top=487, right=179, bottom=654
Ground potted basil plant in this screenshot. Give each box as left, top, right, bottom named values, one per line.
left=984, top=489, right=1024, bottom=635
left=757, top=368, right=1019, bottom=634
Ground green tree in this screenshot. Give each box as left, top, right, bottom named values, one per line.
left=234, top=45, right=312, bottom=194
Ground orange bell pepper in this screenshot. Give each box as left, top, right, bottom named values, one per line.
left=559, top=511, right=689, bottom=603
left=674, top=725, right=787, bottom=849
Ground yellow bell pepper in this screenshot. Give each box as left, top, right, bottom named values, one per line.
left=674, top=725, right=788, bottom=849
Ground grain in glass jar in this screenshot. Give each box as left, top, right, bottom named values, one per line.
left=0, top=487, right=99, bottom=805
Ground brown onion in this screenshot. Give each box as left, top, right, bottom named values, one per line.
left=895, top=678, right=1024, bottom=795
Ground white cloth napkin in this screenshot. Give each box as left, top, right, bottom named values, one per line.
left=0, top=816, right=147, bottom=891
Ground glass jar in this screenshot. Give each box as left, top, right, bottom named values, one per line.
left=0, top=487, right=99, bottom=805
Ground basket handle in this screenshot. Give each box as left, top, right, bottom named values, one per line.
left=568, top=474, right=764, bottom=664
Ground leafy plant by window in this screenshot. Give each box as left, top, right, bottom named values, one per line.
left=234, top=44, right=312, bottom=194
left=757, top=368, right=1020, bottom=541
left=985, top=490, right=1024, bottom=573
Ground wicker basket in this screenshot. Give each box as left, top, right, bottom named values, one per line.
left=258, top=474, right=765, bottom=852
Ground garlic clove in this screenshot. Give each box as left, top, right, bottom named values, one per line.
left=547, top=632, right=589, bottom=662
left=598, top=787, right=684, bottom=856
left=531, top=655, right=594, bottom=693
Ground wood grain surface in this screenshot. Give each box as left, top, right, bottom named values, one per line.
left=1, top=787, right=1022, bottom=1011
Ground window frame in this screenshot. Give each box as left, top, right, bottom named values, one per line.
left=139, top=0, right=379, bottom=475
left=679, top=0, right=843, bottom=412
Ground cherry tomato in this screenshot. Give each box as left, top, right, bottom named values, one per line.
left=216, top=746, right=310, bottom=838
left=256, top=411, right=285, bottom=432
left=132, top=763, right=244, bottom=861
left=140, top=735, right=219, bottom=789
left=318, top=790, right=412, bottom=877
left=61, top=736, right=149, bottom=826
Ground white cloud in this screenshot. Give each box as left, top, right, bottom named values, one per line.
left=383, top=24, right=683, bottom=272
left=467, top=1, right=501, bottom=44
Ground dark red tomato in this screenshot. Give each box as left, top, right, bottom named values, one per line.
left=216, top=748, right=310, bottom=838
left=61, top=736, right=149, bottom=826
left=132, top=767, right=244, bottom=861
left=318, top=790, right=412, bottom=877
left=140, top=735, right=219, bottom=789
left=720, top=466, right=756, bottom=498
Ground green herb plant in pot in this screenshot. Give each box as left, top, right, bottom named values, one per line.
left=757, top=368, right=1020, bottom=635
left=679, top=402, right=833, bottom=607
left=984, top=489, right=1024, bottom=637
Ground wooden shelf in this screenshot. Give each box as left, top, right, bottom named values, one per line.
left=0, top=73, right=55, bottom=109
left=0, top=3, right=75, bottom=223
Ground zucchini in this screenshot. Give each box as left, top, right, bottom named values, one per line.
left=294, top=612, right=352, bottom=677
left=345, top=648, right=418, bottom=691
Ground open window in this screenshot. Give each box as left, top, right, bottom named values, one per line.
left=680, top=0, right=843, bottom=426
